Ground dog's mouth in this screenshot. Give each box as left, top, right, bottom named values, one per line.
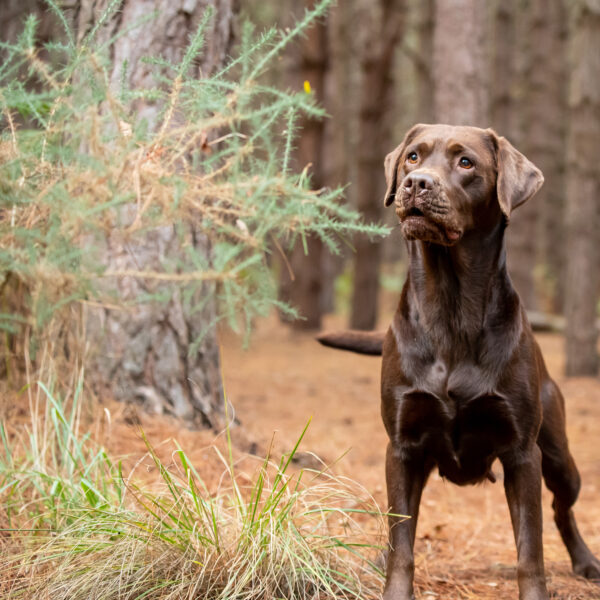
left=399, top=206, right=462, bottom=246
left=406, top=206, right=425, bottom=218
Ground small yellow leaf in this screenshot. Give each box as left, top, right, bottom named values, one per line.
left=303, top=80, right=311, bottom=94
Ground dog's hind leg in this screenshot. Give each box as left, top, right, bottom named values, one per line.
left=538, top=377, right=600, bottom=582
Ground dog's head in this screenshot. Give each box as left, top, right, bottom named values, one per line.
left=383, top=124, right=544, bottom=246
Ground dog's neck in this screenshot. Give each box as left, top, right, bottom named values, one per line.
left=404, top=220, right=519, bottom=350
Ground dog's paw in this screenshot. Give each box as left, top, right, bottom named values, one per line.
left=574, top=556, right=600, bottom=582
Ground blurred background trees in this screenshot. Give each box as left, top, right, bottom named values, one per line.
left=1, top=0, right=599, bottom=429
left=257, top=0, right=600, bottom=377
left=564, top=0, right=600, bottom=376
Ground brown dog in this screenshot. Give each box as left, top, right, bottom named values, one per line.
left=318, top=124, right=600, bottom=600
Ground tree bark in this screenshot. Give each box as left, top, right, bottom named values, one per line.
left=77, top=0, right=237, bottom=427
left=350, top=0, right=404, bottom=330
left=279, top=0, right=329, bottom=330
left=414, top=0, right=434, bottom=124
left=499, top=0, right=568, bottom=314
left=564, top=0, right=600, bottom=376
left=492, top=0, right=538, bottom=310
left=490, top=0, right=517, bottom=137
left=75, top=0, right=236, bottom=94
left=523, top=0, right=568, bottom=314
left=432, top=0, right=488, bottom=126
left=319, top=0, right=357, bottom=314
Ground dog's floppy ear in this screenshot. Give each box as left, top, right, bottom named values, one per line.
left=383, top=145, right=403, bottom=207
left=383, top=124, right=426, bottom=207
left=488, top=129, right=544, bottom=220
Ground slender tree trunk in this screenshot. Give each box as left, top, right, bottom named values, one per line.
left=350, top=0, right=404, bottom=330
left=77, top=0, right=237, bottom=427
left=524, top=0, right=568, bottom=314
left=319, top=0, right=356, bottom=314
left=500, top=0, right=567, bottom=313
left=279, top=0, right=329, bottom=330
left=414, top=0, right=434, bottom=124
left=492, top=0, right=538, bottom=310
left=432, top=0, right=488, bottom=126
left=382, top=0, right=432, bottom=266
left=490, top=0, right=517, bottom=137
left=564, top=0, right=600, bottom=376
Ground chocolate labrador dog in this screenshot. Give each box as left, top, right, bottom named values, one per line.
left=318, top=124, right=600, bottom=600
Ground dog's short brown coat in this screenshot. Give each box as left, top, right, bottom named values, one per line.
left=318, top=124, right=600, bottom=600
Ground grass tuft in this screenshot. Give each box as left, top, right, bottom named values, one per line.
left=0, top=374, right=391, bottom=599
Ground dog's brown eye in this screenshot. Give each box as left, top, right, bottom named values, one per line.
left=459, top=157, right=473, bottom=169
left=407, top=152, right=418, bottom=164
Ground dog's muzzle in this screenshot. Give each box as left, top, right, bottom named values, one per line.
left=396, top=172, right=461, bottom=244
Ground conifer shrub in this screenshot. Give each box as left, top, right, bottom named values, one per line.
left=0, top=0, right=388, bottom=363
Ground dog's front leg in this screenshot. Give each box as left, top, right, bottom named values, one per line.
left=502, top=445, right=549, bottom=600
left=383, top=443, right=428, bottom=600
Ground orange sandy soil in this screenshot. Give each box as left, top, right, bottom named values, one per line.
left=3, top=313, right=600, bottom=599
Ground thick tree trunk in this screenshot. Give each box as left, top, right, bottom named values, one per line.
left=564, top=0, right=600, bottom=376
left=75, top=0, right=235, bottom=93
left=77, top=0, right=237, bottom=427
left=279, top=0, right=329, bottom=330
left=432, top=0, right=488, bottom=126
left=350, top=0, right=404, bottom=330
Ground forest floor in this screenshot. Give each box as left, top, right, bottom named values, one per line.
left=218, top=315, right=600, bottom=600
left=5, top=313, right=600, bottom=599
left=105, top=313, right=600, bottom=600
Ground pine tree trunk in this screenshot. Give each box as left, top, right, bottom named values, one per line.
left=491, top=0, right=517, bottom=137
left=492, top=0, right=538, bottom=310
left=564, top=0, right=600, bottom=376
left=350, top=0, right=404, bottom=330
left=77, top=0, right=237, bottom=427
left=319, top=0, right=357, bottom=314
left=524, top=0, right=568, bottom=314
left=432, top=0, right=488, bottom=126
left=414, top=0, right=434, bottom=124
left=279, top=0, right=329, bottom=330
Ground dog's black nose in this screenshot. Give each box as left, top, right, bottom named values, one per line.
left=404, top=172, right=435, bottom=191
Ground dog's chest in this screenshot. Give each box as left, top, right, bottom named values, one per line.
left=395, top=359, right=516, bottom=484
left=418, top=358, right=492, bottom=401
